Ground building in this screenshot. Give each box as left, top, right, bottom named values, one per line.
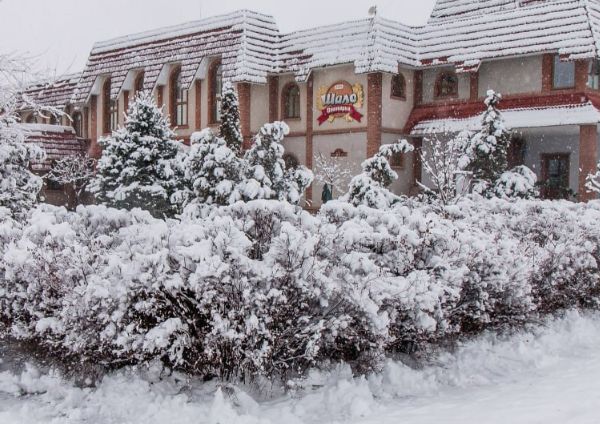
left=18, top=0, right=600, bottom=205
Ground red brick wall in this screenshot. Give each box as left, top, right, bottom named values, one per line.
left=238, top=82, right=252, bottom=148
left=579, top=124, right=598, bottom=202
left=367, top=72, right=383, bottom=158
left=89, top=95, right=99, bottom=158
left=268, top=76, right=279, bottom=122
left=306, top=75, right=314, bottom=202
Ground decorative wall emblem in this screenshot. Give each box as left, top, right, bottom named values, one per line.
left=317, top=81, right=364, bottom=125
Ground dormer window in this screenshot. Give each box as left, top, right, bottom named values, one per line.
left=553, top=55, right=575, bottom=89
left=435, top=71, right=459, bottom=99
left=72, top=112, right=83, bottom=137
left=209, top=60, right=223, bottom=124
left=588, top=60, right=600, bottom=90
left=170, top=66, right=188, bottom=126
left=103, top=78, right=117, bottom=133
left=134, top=72, right=145, bottom=97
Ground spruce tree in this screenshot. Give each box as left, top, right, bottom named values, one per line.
left=0, top=112, right=45, bottom=219
left=219, top=81, right=243, bottom=154
left=460, top=90, right=511, bottom=197
left=90, top=92, right=183, bottom=218
left=344, top=140, right=414, bottom=209
left=182, top=129, right=244, bottom=206
left=240, top=121, right=313, bottom=204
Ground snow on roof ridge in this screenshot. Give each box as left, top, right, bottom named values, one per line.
left=92, top=9, right=279, bottom=54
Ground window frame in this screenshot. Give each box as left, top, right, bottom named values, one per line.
left=391, top=73, right=407, bottom=100
left=134, top=72, right=145, bottom=97
left=282, top=82, right=301, bottom=120
left=102, top=78, right=114, bottom=134
left=541, top=152, right=571, bottom=199
left=72, top=111, right=83, bottom=137
left=170, top=66, right=188, bottom=127
left=208, top=59, right=223, bottom=125
left=552, top=55, right=576, bottom=90
left=434, top=71, right=459, bottom=99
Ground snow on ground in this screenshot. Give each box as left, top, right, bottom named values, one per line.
left=1, top=311, right=599, bottom=424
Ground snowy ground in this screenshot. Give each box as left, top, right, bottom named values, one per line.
left=1, top=311, right=599, bottom=424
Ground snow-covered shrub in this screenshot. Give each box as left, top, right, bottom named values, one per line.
left=344, top=140, right=414, bottom=209
left=240, top=122, right=313, bottom=205
left=90, top=92, right=184, bottom=218
left=493, top=165, right=538, bottom=199
left=44, top=154, right=96, bottom=209
left=0, top=107, right=45, bottom=219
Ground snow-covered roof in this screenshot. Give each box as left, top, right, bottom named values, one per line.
left=73, top=10, right=281, bottom=102
left=69, top=1, right=600, bottom=103
left=19, top=124, right=87, bottom=172
left=19, top=73, right=81, bottom=111
left=410, top=102, right=600, bottom=135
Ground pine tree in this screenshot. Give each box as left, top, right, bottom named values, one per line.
left=182, top=129, right=244, bottom=206
left=460, top=90, right=511, bottom=197
left=219, top=81, right=243, bottom=154
left=89, top=92, right=183, bottom=218
left=344, top=140, right=414, bottom=209
left=0, top=111, right=45, bottom=219
left=240, top=121, right=313, bottom=204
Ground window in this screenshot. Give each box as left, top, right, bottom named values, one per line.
left=553, top=55, right=575, bottom=89
left=541, top=153, right=570, bottom=199
left=508, top=135, right=526, bottom=168
left=170, top=67, right=188, bottom=126
left=134, top=72, right=145, bottom=96
left=103, top=78, right=117, bottom=133
left=283, top=153, right=299, bottom=169
left=72, top=112, right=83, bottom=137
left=209, top=60, right=223, bottom=124
left=391, top=73, right=406, bottom=99
left=435, top=71, right=459, bottom=99
left=588, top=60, right=600, bottom=90
left=283, top=83, right=301, bottom=119
left=389, top=151, right=404, bottom=168
left=49, top=115, right=58, bottom=125
left=25, top=114, right=36, bottom=124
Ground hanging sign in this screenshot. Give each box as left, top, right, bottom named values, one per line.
left=317, top=81, right=364, bottom=125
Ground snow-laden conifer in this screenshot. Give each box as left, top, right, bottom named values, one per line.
left=219, top=81, right=243, bottom=154
left=240, top=121, right=313, bottom=204
left=344, top=140, right=414, bottom=209
left=90, top=92, right=183, bottom=217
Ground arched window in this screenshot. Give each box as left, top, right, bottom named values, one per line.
left=25, top=114, right=36, bottom=124
left=391, top=73, right=406, bottom=99
left=72, top=112, right=83, bottom=137
left=170, top=66, right=188, bottom=126
left=103, top=78, right=118, bottom=133
left=209, top=60, right=223, bottom=124
left=435, top=71, right=459, bottom=99
left=282, top=83, right=301, bottom=119
left=49, top=115, right=58, bottom=125
left=134, top=72, right=145, bottom=97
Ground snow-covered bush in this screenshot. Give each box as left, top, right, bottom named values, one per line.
left=90, top=92, right=184, bottom=218
left=344, top=140, right=414, bottom=209
left=2, top=195, right=600, bottom=383
left=240, top=122, right=313, bottom=205
left=0, top=101, right=45, bottom=219
left=493, top=165, right=538, bottom=199
left=44, top=154, right=96, bottom=209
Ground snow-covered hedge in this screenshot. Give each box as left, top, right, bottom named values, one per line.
left=1, top=198, right=600, bottom=381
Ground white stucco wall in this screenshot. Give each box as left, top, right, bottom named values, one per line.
left=312, top=65, right=368, bottom=132
left=311, top=132, right=367, bottom=206
left=382, top=69, right=414, bottom=130
left=478, top=55, right=543, bottom=98
left=250, top=83, right=269, bottom=133
left=422, top=67, right=470, bottom=103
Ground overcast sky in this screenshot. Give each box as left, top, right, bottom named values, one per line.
left=0, top=0, right=436, bottom=75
